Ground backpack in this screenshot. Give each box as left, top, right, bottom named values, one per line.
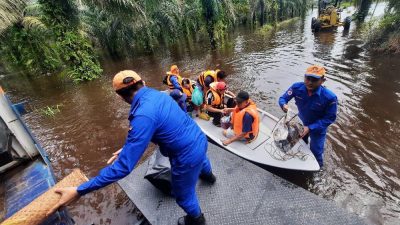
left=191, top=86, right=204, bottom=106
left=162, top=75, right=169, bottom=85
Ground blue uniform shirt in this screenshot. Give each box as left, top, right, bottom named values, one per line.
left=77, top=87, right=207, bottom=195
left=170, top=76, right=183, bottom=91
left=242, top=112, right=253, bottom=133
left=279, top=82, right=337, bottom=133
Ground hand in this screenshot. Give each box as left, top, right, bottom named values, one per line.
left=222, top=108, right=230, bottom=114
left=46, top=187, right=80, bottom=217
left=107, top=148, right=122, bottom=164
left=222, top=139, right=231, bottom=146
left=300, top=126, right=310, bottom=138
left=282, top=104, right=289, bottom=113
left=226, top=90, right=236, bottom=97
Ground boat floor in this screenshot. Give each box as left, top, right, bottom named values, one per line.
left=118, top=143, right=365, bottom=225
left=194, top=112, right=320, bottom=171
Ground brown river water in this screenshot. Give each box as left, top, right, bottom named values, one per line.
left=1, top=4, right=399, bottom=225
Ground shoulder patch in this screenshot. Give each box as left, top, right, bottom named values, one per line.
left=287, top=89, right=293, bottom=96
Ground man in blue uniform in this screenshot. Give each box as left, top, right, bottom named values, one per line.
left=278, top=65, right=337, bottom=168
left=48, top=70, right=216, bottom=225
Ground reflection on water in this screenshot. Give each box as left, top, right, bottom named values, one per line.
left=1, top=3, right=398, bottom=225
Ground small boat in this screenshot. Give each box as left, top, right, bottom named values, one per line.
left=194, top=108, right=320, bottom=171
left=0, top=87, right=74, bottom=224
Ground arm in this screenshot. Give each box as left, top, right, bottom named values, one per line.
left=206, top=92, right=223, bottom=113
left=170, top=76, right=183, bottom=91
left=77, top=115, right=156, bottom=195
left=308, top=97, right=338, bottom=132
left=225, top=90, right=236, bottom=98
left=206, top=105, right=223, bottom=113
left=222, top=108, right=235, bottom=114
left=278, top=85, right=295, bottom=111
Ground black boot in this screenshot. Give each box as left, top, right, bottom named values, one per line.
left=199, top=172, right=216, bottom=184
left=178, top=213, right=205, bottom=225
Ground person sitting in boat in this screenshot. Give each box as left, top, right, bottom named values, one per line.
left=221, top=91, right=260, bottom=146
left=170, top=89, right=188, bottom=113
left=182, top=78, right=196, bottom=113
left=164, top=65, right=183, bottom=91
left=278, top=65, right=337, bottom=168
left=196, top=69, right=227, bottom=94
left=205, top=82, right=227, bottom=126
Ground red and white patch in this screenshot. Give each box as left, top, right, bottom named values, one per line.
left=287, top=90, right=293, bottom=95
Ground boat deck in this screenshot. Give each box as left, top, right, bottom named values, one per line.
left=118, top=143, right=365, bottom=225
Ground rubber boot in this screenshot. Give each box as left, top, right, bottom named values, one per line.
left=177, top=213, right=205, bottom=225
left=199, top=172, right=216, bottom=184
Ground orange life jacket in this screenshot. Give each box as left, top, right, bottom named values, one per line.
left=182, top=82, right=194, bottom=101
left=206, top=82, right=224, bottom=108
left=198, top=70, right=219, bottom=88
left=166, top=73, right=183, bottom=90
left=231, top=100, right=260, bottom=140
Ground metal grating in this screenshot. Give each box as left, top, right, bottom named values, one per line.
left=118, top=143, right=365, bottom=225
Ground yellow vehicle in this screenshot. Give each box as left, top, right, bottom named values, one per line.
left=312, top=1, right=351, bottom=32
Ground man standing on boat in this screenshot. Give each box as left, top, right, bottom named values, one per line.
left=278, top=65, right=337, bottom=168
left=48, top=70, right=216, bottom=225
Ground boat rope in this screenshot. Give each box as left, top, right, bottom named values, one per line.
left=264, top=141, right=309, bottom=161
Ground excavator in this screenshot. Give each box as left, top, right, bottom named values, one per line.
left=312, top=0, right=351, bottom=32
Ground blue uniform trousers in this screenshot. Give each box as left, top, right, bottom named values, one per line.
left=170, top=153, right=212, bottom=217
left=303, top=131, right=327, bottom=167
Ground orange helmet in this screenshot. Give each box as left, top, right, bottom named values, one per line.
left=112, top=70, right=142, bottom=91
left=167, top=65, right=179, bottom=75
left=305, top=65, right=326, bottom=79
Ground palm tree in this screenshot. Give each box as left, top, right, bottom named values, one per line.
left=0, top=0, right=27, bottom=34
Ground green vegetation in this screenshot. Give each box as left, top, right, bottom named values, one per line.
left=40, top=104, right=62, bottom=117
left=0, top=0, right=312, bottom=80
left=340, top=1, right=353, bottom=9
left=257, top=17, right=300, bottom=36
left=363, top=0, right=400, bottom=53
left=0, top=0, right=101, bottom=82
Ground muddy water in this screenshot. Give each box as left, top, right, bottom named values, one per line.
left=1, top=3, right=399, bottom=225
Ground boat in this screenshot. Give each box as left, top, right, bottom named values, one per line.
left=194, top=107, right=320, bottom=171
left=0, top=87, right=74, bottom=224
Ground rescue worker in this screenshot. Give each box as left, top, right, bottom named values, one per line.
left=205, top=82, right=226, bottom=126
left=278, top=65, right=337, bottom=168
left=48, top=70, right=216, bottom=225
left=166, top=65, right=183, bottom=91
left=221, top=91, right=260, bottom=146
left=196, top=69, right=227, bottom=93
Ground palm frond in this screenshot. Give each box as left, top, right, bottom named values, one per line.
left=21, top=16, right=48, bottom=31
left=0, top=0, right=27, bottom=33
left=23, top=3, right=42, bottom=17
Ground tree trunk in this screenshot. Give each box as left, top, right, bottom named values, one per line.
left=260, top=0, right=265, bottom=26
left=201, top=0, right=216, bottom=48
